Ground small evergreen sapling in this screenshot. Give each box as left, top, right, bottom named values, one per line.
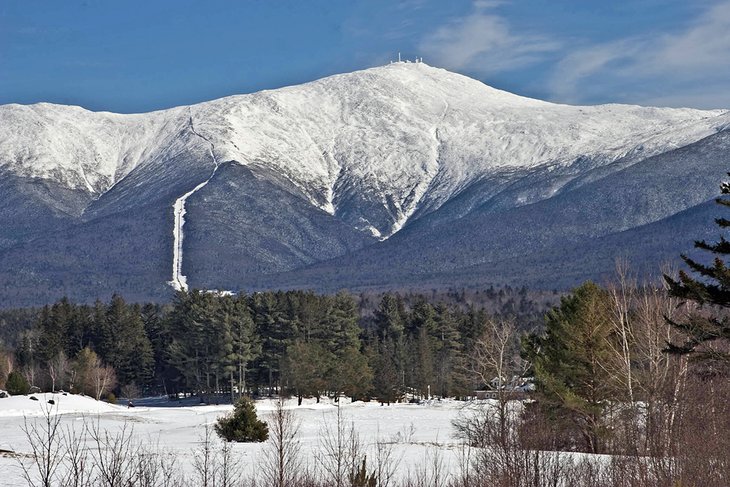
left=6, top=371, right=30, bottom=395
left=350, top=457, right=377, bottom=487
left=215, top=396, right=268, bottom=442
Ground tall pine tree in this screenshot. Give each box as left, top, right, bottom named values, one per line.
left=665, top=176, right=730, bottom=363
left=524, top=282, right=618, bottom=453
left=101, top=296, right=154, bottom=389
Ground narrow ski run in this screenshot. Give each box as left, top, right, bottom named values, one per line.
left=169, top=113, right=219, bottom=291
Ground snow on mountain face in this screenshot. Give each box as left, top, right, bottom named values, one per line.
left=187, top=63, right=729, bottom=236
left=2, top=62, right=730, bottom=305
left=0, top=62, right=728, bottom=238
left=0, top=103, right=189, bottom=194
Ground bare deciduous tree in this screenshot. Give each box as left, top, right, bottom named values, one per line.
left=455, top=316, right=528, bottom=480
left=18, top=401, right=64, bottom=487
left=261, top=398, right=302, bottom=487
left=218, top=437, right=243, bottom=487
left=87, top=419, right=139, bottom=486
left=316, top=405, right=363, bottom=487
left=372, top=426, right=400, bottom=487
left=60, top=422, right=94, bottom=487
left=47, top=352, right=70, bottom=393
left=193, top=423, right=240, bottom=487
left=0, top=348, right=14, bottom=389
left=93, top=365, right=116, bottom=401
left=158, top=449, right=183, bottom=487
left=407, top=444, right=448, bottom=487
left=605, top=262, right=691, bottom=461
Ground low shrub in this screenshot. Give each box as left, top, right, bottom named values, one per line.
left=6, top=371, right=29, bottom=395
left=215, top=396, right=268, bottom=442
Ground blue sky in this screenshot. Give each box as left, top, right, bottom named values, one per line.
left=1, top=0, right=728, bottom=112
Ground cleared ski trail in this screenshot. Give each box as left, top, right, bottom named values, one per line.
left=169, top=114, right=220, bottom=292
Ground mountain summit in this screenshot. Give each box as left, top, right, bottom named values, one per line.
left=1, top=62, right=729, bottom=306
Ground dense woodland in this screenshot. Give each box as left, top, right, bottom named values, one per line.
left=0, top=287, right=554, bottom=404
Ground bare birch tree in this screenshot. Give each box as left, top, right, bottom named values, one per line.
left=457, top=318, right=526, bottom=451
left=47, top=352, right=70, bottom=393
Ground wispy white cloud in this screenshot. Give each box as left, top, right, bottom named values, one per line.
left=647, top=1, right=730, bottom=75
left=416, top=0, right=730, bottom=108
left=549, top=41, right=640, bottom=102
left=549, top=1, right=730, bottom=108
left=419, top=1, right=559, bottom=75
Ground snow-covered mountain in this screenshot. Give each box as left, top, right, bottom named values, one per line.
left=1, top=62, right=728, bottom=306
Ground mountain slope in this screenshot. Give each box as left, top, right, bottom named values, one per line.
left=0, top=62, right=728, bottom=306
left=251, top=129, right=730, bottom=292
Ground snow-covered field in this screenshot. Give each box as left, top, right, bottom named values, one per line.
left=0, top=393, right=469, bottom=486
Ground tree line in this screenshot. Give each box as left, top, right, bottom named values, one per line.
left=1, top=290, right=523, bottom=404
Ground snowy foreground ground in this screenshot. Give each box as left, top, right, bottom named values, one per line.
left=0, top=393, right=470, bottom=486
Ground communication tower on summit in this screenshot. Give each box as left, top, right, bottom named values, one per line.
left=391, top=52, right=422, bottom=64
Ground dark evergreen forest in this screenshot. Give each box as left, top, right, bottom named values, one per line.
left=0, top=287, right=555, bottom=403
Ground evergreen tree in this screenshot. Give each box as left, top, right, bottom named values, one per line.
left=224, top=294, right=259, bottom=399
left=88, top=299, right=107, bottom=353
left=98, top=295, right=124, bottom=361
left=329, top=345, right=373, bottom=401
left=323, top=292, right=361, bottom=353
left=291, top=291, right=327, bottom=343
left=374, top=294, right=406, bottom=340
left=202, top=298, right=235, bottom=396
left=36, top=298, right=74, bottom=364
left=457, top=307, right=489, bottom=351
left=281, top=340, right=329, bottom=405
left=406, top=297, right=435, bottom=337
left=252, top=292, right=296, bottom=394
left=15, top=332, right=37, bottom=371
left=665, top=176, right=730, bottom=364
left=371, top=338, right=401, bottom=405
left=0, top=349, right=9, bottom=389
left=101, top=296, right=154, bottom=388
left=431, top=304, right=463, bottom=397
left=6, top=370, right=30, bottom=395
left=166, top=290, right=213, bottom=395
left=319, top=292, right=371, bottom=400
left=372, top=294, right=407, bottom=399
left=413, top=327, right=435, bottom=397
left=66, top=304, right=92, bottom=358
left=141, top=303, right=171, bottom=392
left=523, top=282, right=617, bottom=453
left=215, top=396, right=268, bottom=442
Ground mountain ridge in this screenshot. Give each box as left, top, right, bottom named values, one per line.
left=0, top=62, right=728, bottom=306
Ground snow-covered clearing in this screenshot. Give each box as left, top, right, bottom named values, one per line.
left=0, top=393, right=469, bottom=486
